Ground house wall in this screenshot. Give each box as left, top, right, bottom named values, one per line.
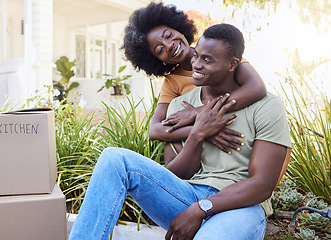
left=71, top=19, right=156, bottom=111
left=1, top=0, right=160, bottom=111
left=0, top=0, right=53, bottom=109
left=53, top=14, right=67, bottom=64
left=0, top=0, right=25, bottom=108
left=52, top=10, right=161, bottom=111
left=0, top=0, right=25, bottom=62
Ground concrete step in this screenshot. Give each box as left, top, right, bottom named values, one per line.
left=67, top=214, right=280, bottom=239
left=66, top=214, right=166, bottom=240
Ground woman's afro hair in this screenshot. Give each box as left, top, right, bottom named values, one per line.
left=122, top=2, right=197, bottom=77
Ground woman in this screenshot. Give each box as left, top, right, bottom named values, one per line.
left=122, top=2, right=266, bottom=153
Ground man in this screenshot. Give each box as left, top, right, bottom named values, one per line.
left=69, top=24, right=291, bottom=240
left=163, top=23, right=291, bottom=239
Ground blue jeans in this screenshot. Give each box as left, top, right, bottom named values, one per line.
left=69, top=147, right=266, bottom=240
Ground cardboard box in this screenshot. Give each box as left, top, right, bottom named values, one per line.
left=0, top=184, right=67, bottom=240
left=0, top=108, right=57, bottom=195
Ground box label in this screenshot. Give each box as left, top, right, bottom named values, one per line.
left=0, top=123, right=39, bottom=134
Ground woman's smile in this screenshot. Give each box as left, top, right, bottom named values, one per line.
left=147, top=25, right=190, bottom=65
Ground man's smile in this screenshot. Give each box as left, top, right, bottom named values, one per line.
left=192, top=70, right=205, bottom=79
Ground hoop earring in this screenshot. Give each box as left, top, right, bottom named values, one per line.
left=163, top=62, right=167, bottom=65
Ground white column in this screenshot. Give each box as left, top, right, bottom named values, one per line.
left=106, top=22, right=112, bottom=75
left=23, top=0, right=33, bottom=96
left=85, top=25, right=90, bottom=79
left=31, top=0, right=53, bottom=89
left=24, top=0, right=53, bottom=96
left=2, top=0, right=7, bottom=60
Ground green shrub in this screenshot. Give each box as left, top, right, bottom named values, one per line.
left=298, top=212, right=331, bottom=239
left=272, top=179, right=330, bottom=239
left=295, top=228, right=318, bottom=240
left=99, top=96, right=164, bottom=164
left=21, top=86, right=99, bottom=212
left=304, top=193, right=329, bottom=210
left=97, top=95, right=164, bottom=225
left=55, top=103, right=102, bottom=213
left=53, top=56, right=79, bottom=100
left=21, top=84, right=163, bottom=219
left=56, top=83, right=164, bottom=223
left=282, top=81, right=331, bottom=204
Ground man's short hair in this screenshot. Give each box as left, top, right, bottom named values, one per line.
left=203, top=24, right=245, bottom=61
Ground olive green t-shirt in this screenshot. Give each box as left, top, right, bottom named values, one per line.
left=167, top=87, right=292, bottom=216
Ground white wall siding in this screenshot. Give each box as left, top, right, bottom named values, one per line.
left=29, top=0, right=53, bottom=88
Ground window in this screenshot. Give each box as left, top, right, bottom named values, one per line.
left=74, top=24, right=109, bottom=79
left=1, top=0, right=25, bottom=62
left=89, top=37, right=106, bottom=79
left=75, top=35, right=85, bottom=78
left=111, top=42, right=117, bottom=75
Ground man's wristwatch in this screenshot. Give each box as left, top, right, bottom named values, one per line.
left=198, top=199, right=213, bottom=220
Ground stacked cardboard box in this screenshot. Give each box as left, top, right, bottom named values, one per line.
left=0, top=108, right=67, bottom=240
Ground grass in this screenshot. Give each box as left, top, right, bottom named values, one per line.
left=282, top=80, right=331, bottom=204
left=56, top=103, right=102, bottom=212
left=56, top=81, right=165, bottom=230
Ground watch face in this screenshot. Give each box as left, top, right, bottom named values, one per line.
left=199, top=199, right=212, bottom=211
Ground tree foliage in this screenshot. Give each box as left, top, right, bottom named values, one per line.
left=296, top=0, right=331, bottom=28
left=209, top=0, right=331, bottom=28
left=210, top=0, right=280, bottom=11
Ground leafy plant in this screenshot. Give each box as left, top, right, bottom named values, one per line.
left=264, top=232, right=295, bottom=240
left=220, top=0, right=279, bottom=10
left=304, top=193, right=329, bottom=210
left=54, top=56, right=80, bottom=100
left=20, top=86, right=94, bottom=212
left=282, top=79, right=331, bottom=204
left=56, top=79, right=164, bottom=225
left=295, top=228, right=318, bottom=240
left=55, top=103, right=103, bottom=213
left=273, top=180, right=330, bottom=211
left=119, top=196, right=152, bottom=229
left=297, top=211, right=331, bottom=239
left=96, top=82, right=164, bottom=225
left=275, top=187, right=305, bottom=211
left=273, top=180, right=302, bottom=210
left=97, top=65, right=131, bottom=95
left=22, top=85, right=61, bottom=110
left=99, top=96, right=164, bottom=163
left=98, top=79, right=162, bottom=159
left=272, top=179, right=331, bottom=238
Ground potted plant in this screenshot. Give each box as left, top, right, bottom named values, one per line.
left=53, top=56, right=79, bottom=102
left=97, top=65, right=131, bottom=95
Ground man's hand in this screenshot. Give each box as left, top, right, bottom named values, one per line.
left=162, top=101, right=198, bottom=133
left=165, top=202, right=205, bottom=240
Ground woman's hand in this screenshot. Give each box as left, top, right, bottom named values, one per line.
left=162, top=95, right=244, bottom=153
left=206, top=128, right=244, bottom=154
left=162, top=101, right=199, bottom=133
left=190, top=95, right=237, bottom=141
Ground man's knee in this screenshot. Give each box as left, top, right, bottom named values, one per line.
left=194, top=206, right=266, bottom=240
left=97, top=147, right=127, bottom=168
left=102, top=146, right=124, bottom=154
